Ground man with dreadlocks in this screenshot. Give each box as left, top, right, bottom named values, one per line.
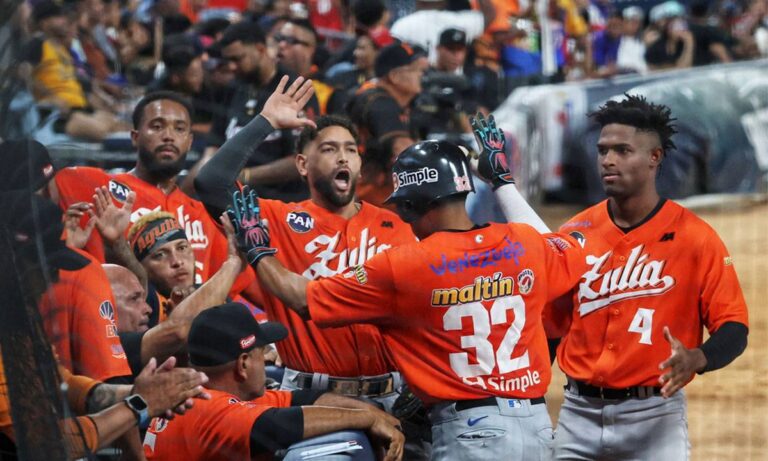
left=543, top=95, right=749, bottom=459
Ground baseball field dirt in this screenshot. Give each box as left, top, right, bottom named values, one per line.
left=540, top=200, right=768, bottom=460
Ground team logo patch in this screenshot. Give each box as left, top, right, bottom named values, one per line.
left=545, top=236, right=572, bottom=254
left=111, top=344, right=126, bottom=359
left=287, top=211, right=314, bottom=233
left=107, top=180, right=132, bottom=202
left=507, top=399, right=523, bottom=409
left=724, top=256, right=733, bottom=266
left=240, top=334, right=256, bottom=349
left=152, top=418, right=168, bottom=433
left=99, top=301, right=115, bottom=322
left=454, top=175, right=471, bottom=192
left=517, top=269, right=534, bottom=295
left=569, top=231, right=586, bottom=248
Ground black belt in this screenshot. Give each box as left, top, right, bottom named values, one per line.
left=455, top=396, right=546, bottom=411
left=566, top=378, right=661, bottom=400
left=294, top=373, right=395, bottom=397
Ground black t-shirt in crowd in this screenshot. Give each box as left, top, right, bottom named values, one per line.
left=208, top=68, right=318, bottom=202
left=688, top=23, right=729, bottom=66
left=645, top=36, right=685, bottom=67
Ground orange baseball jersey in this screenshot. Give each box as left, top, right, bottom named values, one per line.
left=556, top=200, right=749, bottom=388
left=143, top=388, right=292, bottom=460
left=251, top=199, right=416, bottom=377
left=307, top=223, right=586, bottom=405
left=53, top=166, right=255, bottom=294
left=37, top=248, right=132, bottom=381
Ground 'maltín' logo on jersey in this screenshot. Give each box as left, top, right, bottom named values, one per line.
left=431, top=272, right=514, bottom=306
left=578, top=244, right=675, bottom=316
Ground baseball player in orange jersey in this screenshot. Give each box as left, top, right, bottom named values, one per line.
left=225, top=138, right=589, bottom=460
left=481, top=97, right=750, bottom=459
left=43, top=91, right=253, bottom=294
left=194, top=77, right=414, bottom=407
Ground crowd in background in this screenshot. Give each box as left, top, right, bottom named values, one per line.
left=5, top=0, right=768, bottom=147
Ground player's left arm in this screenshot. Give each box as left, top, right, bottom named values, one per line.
left=658, top=232, right=749, bottom=397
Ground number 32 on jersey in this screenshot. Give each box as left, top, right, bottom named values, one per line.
left=443, top=295, right=530, bottom=378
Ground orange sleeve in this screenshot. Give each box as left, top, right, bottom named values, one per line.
left=58, top=364, right=101, bottom=414
left=537, top=230, right=587, bottom=301
left=696, top=228, right=749, bottom=332
left=62, top=416, right=99, bottom=458
left=307, top=251, right=397, bottom=328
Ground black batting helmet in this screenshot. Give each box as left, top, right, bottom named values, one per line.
left=385, top=140, right=474, bottom=222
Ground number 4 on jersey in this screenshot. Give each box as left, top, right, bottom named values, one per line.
left=628, top=307, right=655, bottom=345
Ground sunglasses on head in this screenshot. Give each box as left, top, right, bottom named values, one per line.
left=274, top=34, right=312, bottom=47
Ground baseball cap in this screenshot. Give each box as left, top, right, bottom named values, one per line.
left=623, top=6, right=645, bottom=21
left=375, top=42, right=418, bottom=78
left=650, top=1, right=684, bottom=23
left=0, top=139, right=57, bottom=193
left=188, top=302, right=288, bottom=367
left=32, top=1, right=64, bottom=24
left=8, top=194, right=90, bottom=271
left=439, top=28, right=467, bottom=48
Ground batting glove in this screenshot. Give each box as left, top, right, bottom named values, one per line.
left=470, top=112, right=515, bottom=189
left=226, top=186, right=277, bottom=267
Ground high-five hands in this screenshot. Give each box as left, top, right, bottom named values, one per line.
left=225, top=186, right=277, bottom=267
left=469, top=112, right=515, bottom=189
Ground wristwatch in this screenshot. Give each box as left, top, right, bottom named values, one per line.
left=124, top=394, right=150, bottom=429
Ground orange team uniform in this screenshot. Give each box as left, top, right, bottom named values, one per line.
left=143, top=388, right=292, bottom=460
left=38, top=248, right=132, bottom=381
left=250, top=199, right=415, bottom=377
left=556, top=200, right=749, bottom=388
left=306, top=223, right=586, bottom=405
left=53, top=166, right=254, bottom=292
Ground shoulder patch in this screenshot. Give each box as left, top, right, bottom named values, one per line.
left=517, top=269, right=535, bottom=295
left=108, top=180, right=132, bottom=203
left=99, top=300, right=115, bottom=322
left=568, top=231, right=586, bottom=248
left=286, top=211, right=314, bottom=233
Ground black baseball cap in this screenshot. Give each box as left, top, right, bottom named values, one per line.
left=0, top=139, right=57, bottom=193
left=8, top=194, right=91, bottom=271
left=188, top=303, right=288, bottom=367
left=32, top=1, right=64, bottom=24
left=439, top=28, right=467, bottom=48
left=375, top=42, right=418, bottom=78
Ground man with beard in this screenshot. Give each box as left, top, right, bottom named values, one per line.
left=45, top=91, right=252, bottom=293
left=187, top=21, right=320, bottom=202
left=194, top=76, right=430, bottom=459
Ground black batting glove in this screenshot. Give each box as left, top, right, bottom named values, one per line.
left=470, top=112, right=515, bottom=189
left=226, top=186, right=277, bottom=267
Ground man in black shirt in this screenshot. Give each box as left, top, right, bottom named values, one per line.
left=688, top=1, right=732, bottom=66
left=194, top=22, right=319, bottom=203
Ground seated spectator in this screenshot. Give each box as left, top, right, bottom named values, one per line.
left=616, top=6, right=648, bottom=74
left=143, top=302, right=405, bottom=460
left=326, top=34, right=379, bottom=92
left=645, top=2, right=695, bottom=70
left=21, top=1, right=129, bottom=141
left=592, top=11, right=623, bottom=77
left=688, top=0, right=733, bottom=66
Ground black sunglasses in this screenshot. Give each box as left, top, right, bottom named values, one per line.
left=274, top=34, right=312, bottom=47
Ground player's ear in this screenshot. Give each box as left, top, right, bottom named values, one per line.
left=295, top=153, right=309, bottom=180
left=649, top=146, right=663, bottom=167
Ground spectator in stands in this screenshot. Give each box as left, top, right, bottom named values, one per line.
left=193, top=22, right=318, bottom=202
left=352, top=0, right=393, bottom=49
left=688, top=0, right=733, bottom=66
left=390, top=0, right=497, bottom=64
left=327, top=34, right=379, bottom=91
left=592, top=11, right=623, bottom=77
left=22, top=1, right=128, bottom=141
left=143, top=302, right=405, bottom=460
left=645, top=1, right=695, bottom=70
left=274, top=19, right=335, bottom=114
left=616, top=6, right=648, bottom=74
left=348, top=42, right=422, bottom=206
left=115, top=10, right=154, bottom=84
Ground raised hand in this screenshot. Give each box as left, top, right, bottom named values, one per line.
left=260, top=75, right=317, bottom=130
left=470, top=112, right=515, bottom=189
left=226, top=186, right=277, bottom=266
left=133, top=356, right=210, bottom=419
left=91, top=186, right=136, bottom=244
left=658, top=326, right=707, bottom=398
left=63, top=202, right=96, bottom=249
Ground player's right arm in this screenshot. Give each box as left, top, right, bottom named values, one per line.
left=194, top=76, right=316, bottom=218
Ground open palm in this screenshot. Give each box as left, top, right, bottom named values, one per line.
left=92, top=186, right=135, bottom=244
left=260, top=75, right=317, bottom=130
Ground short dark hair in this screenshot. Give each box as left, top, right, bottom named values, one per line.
left=219, top=21, right=266, bottom=48
left=284, top=18, right=318, bottom=44
left=297, top=115, right=359, bottom=153
left=589, top=94, right=677, bottom=154
left=352, top=0, right=386, bottom=28
left=132, top=91, right=194, bottom=129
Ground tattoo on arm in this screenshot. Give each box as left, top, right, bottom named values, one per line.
left=85, top=384, right=131, bottom=413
